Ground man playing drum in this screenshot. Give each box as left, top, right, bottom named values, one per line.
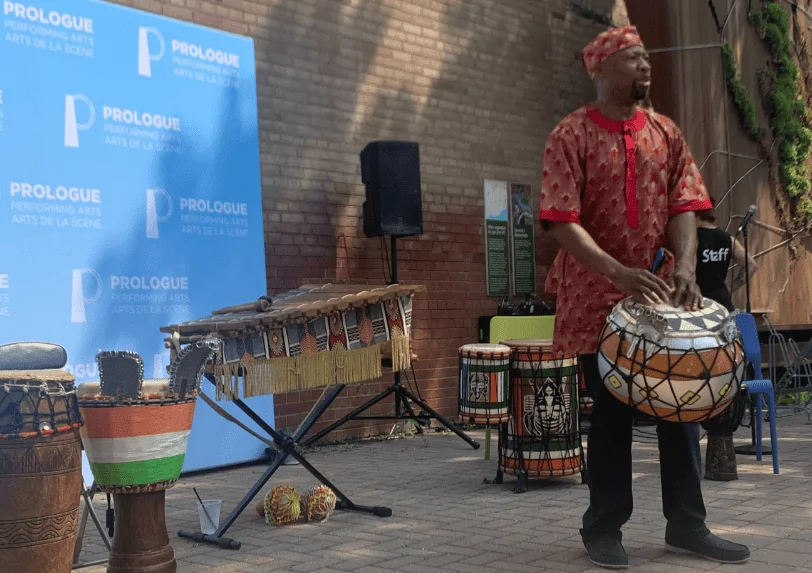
left=539, top=26, right=751, bottom=569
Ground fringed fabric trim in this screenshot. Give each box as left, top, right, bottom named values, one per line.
left=212, top=336, right=412, bottom=400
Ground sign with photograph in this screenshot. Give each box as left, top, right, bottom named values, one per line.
left=483, top=179, right=510, bottom=297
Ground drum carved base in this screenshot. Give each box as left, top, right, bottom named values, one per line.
left=704, top=434, right=738, bottom=482
left=0, top=429, right=83, bottom=573
left=106, top=491, right=176, bottom=573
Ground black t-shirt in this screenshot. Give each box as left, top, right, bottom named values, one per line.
left=695, top=226, right=734, bottom=311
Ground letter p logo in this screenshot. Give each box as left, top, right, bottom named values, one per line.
left=64, top=94, right=95, bottom=148
left=146, top=188, right=173, bottom=239
left=138, top=27, right=165, bottom=78
left=70, top=268, right=103, bottom=324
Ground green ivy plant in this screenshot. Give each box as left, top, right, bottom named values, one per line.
left=749, top=1, right=812, bottom=221
left=721, top=42, right=766, bottom=141
left=719, top=1, right=812, bottom=227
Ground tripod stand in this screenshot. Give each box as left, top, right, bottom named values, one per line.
left=302, top=235, right=480, bottom=450
left=732, top=208, right=772, bottom=457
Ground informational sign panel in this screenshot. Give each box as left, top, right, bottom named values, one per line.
left=509, top=182, right=536, bottom=295
left=483, top=179, right=510, bottom=297
left=0, top=0, right=273, bottom=477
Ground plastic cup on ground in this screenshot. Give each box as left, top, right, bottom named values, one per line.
left=197, top=499, right=222, bottom=535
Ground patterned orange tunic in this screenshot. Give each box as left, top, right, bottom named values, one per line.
left=539, top=105, right=712, bottom=356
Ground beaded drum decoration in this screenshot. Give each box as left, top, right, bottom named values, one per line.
left=263, top=485, right=301, bottom=526
left=299, top=484, right=337, bottom=522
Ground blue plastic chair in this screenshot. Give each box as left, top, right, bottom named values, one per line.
left=735, top=312, right=780, bottom=474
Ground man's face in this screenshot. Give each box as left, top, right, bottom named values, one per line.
left=598, top=45, right=652, bottom=102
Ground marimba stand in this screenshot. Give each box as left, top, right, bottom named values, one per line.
left=302, top=236, right=480, bottom=451
left=177, top=373, right=392, bottom=550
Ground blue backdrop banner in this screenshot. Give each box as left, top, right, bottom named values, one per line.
left=0, top=0, right=273, bottom=478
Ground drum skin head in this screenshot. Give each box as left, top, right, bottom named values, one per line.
left=500, top=338, right=553, bottom=348
left=610, top=297, right=733, bottom=347
left=458, top=343, right=512, bottom=357
left=597, top=297, right=744, bottom=423
left=77, top=379, right=174, bottom=400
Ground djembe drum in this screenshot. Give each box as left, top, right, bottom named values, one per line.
left=701, top=387, right=748, bottom=481
left=0, top=364, right=84, bottom=573
left=77, top=341, right=218, bottom=573
left=458, top=343, right=511, bottom=425
left=494, top=339, right=584, bottom=492
left=597, top=297, right=745, bottom=423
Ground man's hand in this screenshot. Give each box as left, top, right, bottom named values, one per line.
left=666, top=211, right=703, bottom=311
left=672, top=268, right=704, bottom=311
left=610, top=266, right=673, bottom=306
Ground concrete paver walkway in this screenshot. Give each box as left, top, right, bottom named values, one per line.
left=73, top=415, right=812, bottom=573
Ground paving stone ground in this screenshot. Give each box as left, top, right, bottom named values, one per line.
left=73, top=413, right=812, bottom=573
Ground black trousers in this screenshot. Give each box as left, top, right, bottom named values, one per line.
left=579, top=354, right=710, bottom=543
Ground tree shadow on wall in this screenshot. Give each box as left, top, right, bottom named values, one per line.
left=251, top=0, right=618, bottom=433
left=77, top=83, right=276, bottom=472
left=257, top=0, right=610, bottom=289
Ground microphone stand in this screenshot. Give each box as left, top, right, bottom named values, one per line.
left=743, top=221, right=751, bottom=314
left=733, top=212, right=771, bottom=456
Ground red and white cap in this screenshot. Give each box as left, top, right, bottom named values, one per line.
left=581, top=26, right=645, bottom=79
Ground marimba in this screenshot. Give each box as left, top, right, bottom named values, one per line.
left=160, top=283, right=425, bottom=549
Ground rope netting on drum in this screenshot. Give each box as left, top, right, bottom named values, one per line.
left=0, top=383, right=82, bottom=438
left=502, top=351, right=584, bottom=478
left=597, top=322, right=745, bottom=425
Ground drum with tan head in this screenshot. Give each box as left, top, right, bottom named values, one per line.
left=458, top=343, right=511, bottom=426
left=497, top=339, right=584, bottom=486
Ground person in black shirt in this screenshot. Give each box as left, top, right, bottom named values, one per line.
left=695, top=199, right=759, bottom=311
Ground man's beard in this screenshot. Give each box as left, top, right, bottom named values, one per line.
left=633, top=83, right=650, bottom=102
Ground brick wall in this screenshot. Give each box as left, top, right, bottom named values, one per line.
left=110, top=0, right=627, bottom=442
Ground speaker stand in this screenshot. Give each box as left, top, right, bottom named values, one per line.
left=302, top=236, right=480, bottom=450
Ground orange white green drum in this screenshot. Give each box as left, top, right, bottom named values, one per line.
left=79, top=401, right=196, bottom=488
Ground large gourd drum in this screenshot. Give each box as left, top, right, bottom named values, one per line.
left=597, top=297, right=744, bottom=423
left=0, top=368, right=84, bottom=573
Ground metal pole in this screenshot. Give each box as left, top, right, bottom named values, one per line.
left=721, top=0, right=735, bottom=228
left=647, top=43, right=724, bottom=53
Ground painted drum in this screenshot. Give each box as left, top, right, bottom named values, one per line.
left=597, top=297, right=745, bottom=423
left=498, top=339, right=584, bottom=478
left=458, top=343, right=512, bottom=426
left=77, top=379, right=196, bottom=494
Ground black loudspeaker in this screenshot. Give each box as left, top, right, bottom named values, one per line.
left=360, top=140, right=423, bottom=237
